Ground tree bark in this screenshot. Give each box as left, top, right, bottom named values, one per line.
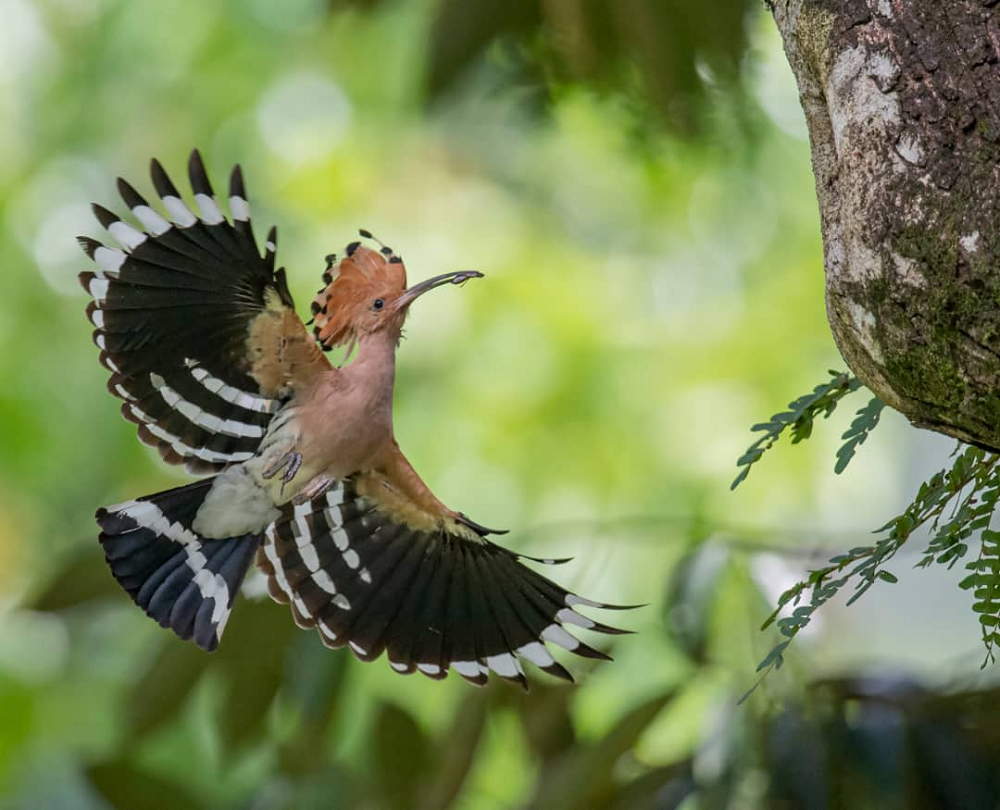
left=771, top=0, right=1000, bottom=449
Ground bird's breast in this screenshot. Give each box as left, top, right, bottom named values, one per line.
left=293, top=381, right=393, bottom=475
left=308, top=390, right=392, bottom=474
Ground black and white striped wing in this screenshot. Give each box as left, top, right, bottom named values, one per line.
left=255, top=480, right=634, bottom=687
left=79, top=150, right=315, bottom=474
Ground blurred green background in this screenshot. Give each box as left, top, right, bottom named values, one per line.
left=3, top=1, right=999, bottom=808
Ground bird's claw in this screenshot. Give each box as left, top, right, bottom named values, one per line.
left=262, top=450, right=303, bottom=484
left=291, top=474, right=336, bottom=505
left=282, top=453, right=303, bottom=483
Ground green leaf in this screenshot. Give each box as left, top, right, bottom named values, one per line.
left=756, top=641, right=789, bottom=673
left=213, top=595, right=297, bottom=755
left=835, top=397, right=885, bottom=474
left=88, top=759, right=208, bottom=810
left=960, top=573, right=980, bottom=590
left=421, top=691, right=491, bottom=810
left=749, top=443, right=1000, bottom=689
left=525, top=692, right=674, bottom=810
left=29, top=546, right=118, bottom=612
left=731, top=371, right=863, bottom=489
left=125, top=637, right=211, bottom=737
left=372, top=701, right=432, bottom=810
left=277, top=632, right=351, bottom=777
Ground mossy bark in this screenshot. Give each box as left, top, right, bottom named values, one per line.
left=771, top=0, right=1000, bottom=449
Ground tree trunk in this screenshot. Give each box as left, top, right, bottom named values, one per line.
left=771, top=0, right=1000, bottom=449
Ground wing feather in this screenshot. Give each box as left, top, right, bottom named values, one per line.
left=256, top=476, right=636, bottom=686
left=79, top=150, right=329, bottom=473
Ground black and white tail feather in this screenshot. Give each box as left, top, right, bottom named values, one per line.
left=97, top=480, right=261, bottom=651
left=255, top=478, right=635, bottom=688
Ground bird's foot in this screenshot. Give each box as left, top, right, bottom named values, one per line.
left=262, top=450, right=303, bottom=484
left=291, top=474, right=337, bottom=505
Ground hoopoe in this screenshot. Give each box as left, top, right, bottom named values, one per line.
left=78, top=150, right=634, bottom=687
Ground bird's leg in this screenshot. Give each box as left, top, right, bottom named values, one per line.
left=291, top=474, right=337, bottom=505
left=261, top=449, right=303, bottom=484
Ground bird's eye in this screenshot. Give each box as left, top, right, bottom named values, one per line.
left=372, top=298, right=384, bottom=311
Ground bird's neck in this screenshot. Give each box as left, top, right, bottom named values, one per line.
left=350, top=328, right=399, bottom=403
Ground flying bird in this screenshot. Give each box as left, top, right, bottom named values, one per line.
left=78, top=150, right=634, bottom=687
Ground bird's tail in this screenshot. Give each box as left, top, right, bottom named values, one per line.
left=97, top=479, right=262, bottom=651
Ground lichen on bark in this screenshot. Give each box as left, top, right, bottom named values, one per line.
left=771, top=0, right=1000, bottom=449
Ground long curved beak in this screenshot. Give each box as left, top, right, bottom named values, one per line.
left=393, top=270, right=484, bottom=309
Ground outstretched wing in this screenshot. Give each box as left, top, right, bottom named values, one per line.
left=255, top=475, right=635, bottom=688
left=79, top=150, right=329, bottom=474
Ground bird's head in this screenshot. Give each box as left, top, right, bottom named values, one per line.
left=311, top=234, right=481, bottom=351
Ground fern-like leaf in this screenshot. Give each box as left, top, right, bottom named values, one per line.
left=961, top=528, right=1000, bottom=667
left=731, top=371, right=862, bottom=490
left=835, top=397, right=885, bottom=474
left=732, top=370, right=1000, bottom=687
left=754, top=445, right=1000, bottom=685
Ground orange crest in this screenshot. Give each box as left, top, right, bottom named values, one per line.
left=312, top=244, right=407, bottom=349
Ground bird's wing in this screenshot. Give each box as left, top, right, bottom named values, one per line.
left=79, top=150, right=330, bottom=474
left=255, top=469, right=636, bottom=688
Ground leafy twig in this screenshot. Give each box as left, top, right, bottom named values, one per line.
left=732, top=371, right=1000, bottom=693
left=731, top=371, right=862, bottom=490
left=748, top=446, right=1000, bottom=694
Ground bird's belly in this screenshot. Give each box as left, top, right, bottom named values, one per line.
left=193, top=464, right=281, bottom=538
